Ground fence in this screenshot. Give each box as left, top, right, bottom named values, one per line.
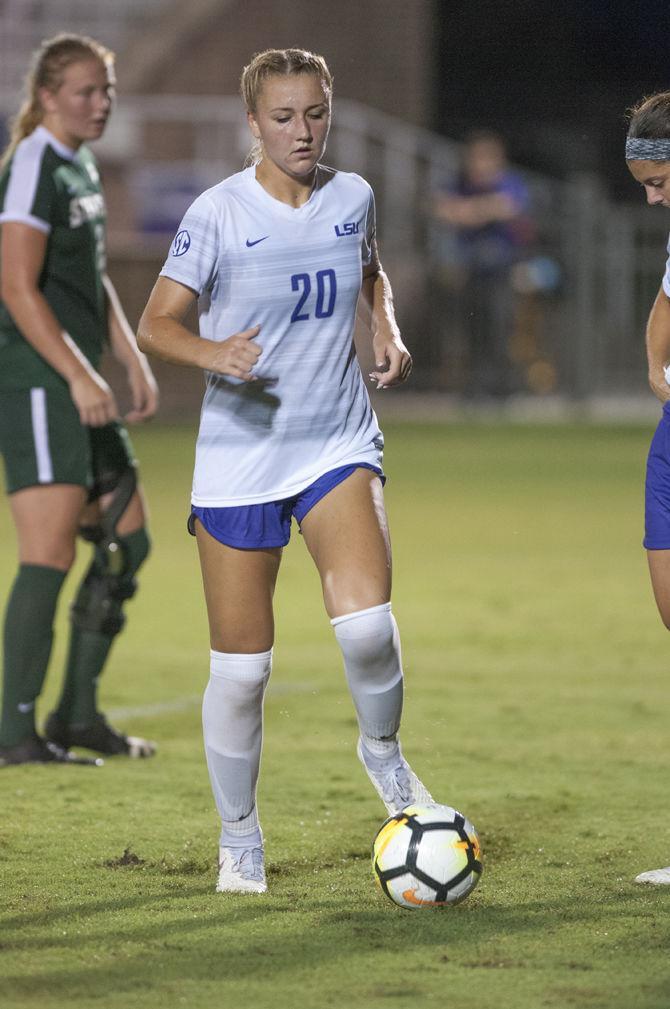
left=94, top=95, right=668, bottom=400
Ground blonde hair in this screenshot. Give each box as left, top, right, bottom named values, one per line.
left=240, top=48, right=333, bottom=165
left=1, top=33, right=115, bottom=168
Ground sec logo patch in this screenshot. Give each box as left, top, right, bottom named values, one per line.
left=171, top=230, right=191, bottom=257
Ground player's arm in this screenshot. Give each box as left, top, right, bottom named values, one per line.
left=434, top=190, right=519, bottom=229
left=358, top=238, right=411, bottom=389
left=137, top=275, right=261, bottom=381
left=646, top=285, right=670, bottom=403
left=0, top=220, right=117, bottom=426
left=103, top=274, right=158, bottom=422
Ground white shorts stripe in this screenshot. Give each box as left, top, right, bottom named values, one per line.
left=30, top=387, right=54, bottom=483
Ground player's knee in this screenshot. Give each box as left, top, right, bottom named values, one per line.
left=124, top=526, right=151, bottom=573
left=70, top=527, right=150, bottom=636
left=21, top=531, right=78, bottom=571
left=331, top=603, right=400, bottom=683
left=210, top=629, right=275, bottom=653
left=31, top=543, right=77, bottom=572
left=118, top=527, right=151, bottom=600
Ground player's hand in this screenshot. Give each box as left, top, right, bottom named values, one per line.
left=69, top=370, right=119, bottom=428
left=369, top=332, right=412, bottom=388
left=207, top=325, right=262, bottom=381
left=124, top=357, right=159, bottom=423
left=650, top=365, right=670, bottom=404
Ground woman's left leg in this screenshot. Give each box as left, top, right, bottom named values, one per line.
left=300, top=467, right=433, bottom=813
left=46, top=482, right=154, bottom=757
left=47, top=417, right=154, bottom=758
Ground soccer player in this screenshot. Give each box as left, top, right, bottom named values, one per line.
left=0, top=34, right=158, bottom=765
left=138, top=47, right=434, bottom=894
left=626, top=92, right=670, bottom=884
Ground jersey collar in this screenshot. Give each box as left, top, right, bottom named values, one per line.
left=34, top=125, right=78, bottom=161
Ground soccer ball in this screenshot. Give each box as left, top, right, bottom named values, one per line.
left=372, top=802, right=482, bottom=909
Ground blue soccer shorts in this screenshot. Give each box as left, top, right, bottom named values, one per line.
left=644, top=402, right=670, bottom=549
left=188, top=463, right=385, bottom=549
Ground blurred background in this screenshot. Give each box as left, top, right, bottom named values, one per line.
left=1, top=0, right=668, bottom=419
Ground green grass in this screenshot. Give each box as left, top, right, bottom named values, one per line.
left=2, top=420, right=670, bottom=1009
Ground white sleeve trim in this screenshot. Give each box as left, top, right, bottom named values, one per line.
left=0, top=211, right=51, bottom=234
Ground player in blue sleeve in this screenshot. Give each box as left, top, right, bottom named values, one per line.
left=626, top=92, right=670, bottom=884
left=138, top=48, right=437, bottom=894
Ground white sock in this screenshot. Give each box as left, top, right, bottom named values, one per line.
left=202, top=649, right=271, bottom=848
left=331, top=602, right=404, bottom=741
left=360, top=733, right=400, bottom=763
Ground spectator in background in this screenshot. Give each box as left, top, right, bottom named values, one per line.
left=432, top=130, right=532, bottom=398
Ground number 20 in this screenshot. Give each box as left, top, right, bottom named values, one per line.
left=290, top=269, right=337, bottom=323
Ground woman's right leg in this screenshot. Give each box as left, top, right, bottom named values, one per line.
left=195, top=520, right=282, bottom=892
left=1, top=484, right=86, bottom=758
left=634, top=550, right=670, bottom=883
left=647, top=550, right=670, bottom=630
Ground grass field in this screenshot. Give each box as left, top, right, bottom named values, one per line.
left=2, top=419, right=670, bottom=1009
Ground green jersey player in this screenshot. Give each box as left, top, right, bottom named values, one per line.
left=0, top=34, right=158, bottom=765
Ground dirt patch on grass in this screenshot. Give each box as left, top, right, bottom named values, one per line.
left=103, top=847, right=146, bottom=868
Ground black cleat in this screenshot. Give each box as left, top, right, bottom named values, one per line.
left=45, top=712, right=156, bottom=758
left=0, top=733, right=103, bottom=767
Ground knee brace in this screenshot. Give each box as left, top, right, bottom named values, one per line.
left=332, top=602, right=404, bottom=739
left=71, top=526, right=150, bottom=636
left=73, top=471, right=150, bottom=637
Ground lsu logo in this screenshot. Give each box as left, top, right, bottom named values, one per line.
left=171, top=230, right=191, bottom=257
left=334, top=221, right=360, bottom=237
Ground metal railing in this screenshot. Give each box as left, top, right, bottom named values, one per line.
left=2, top=80, right=666, bottom=398
left=97, top=95, right=668, bottom=397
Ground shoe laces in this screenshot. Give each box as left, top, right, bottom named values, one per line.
left=231, top=846, right=265, bottom=882
left=377, top=760, right=413, bottom=804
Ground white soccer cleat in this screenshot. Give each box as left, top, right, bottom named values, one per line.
left=635, top=866, right=670, bottom=885
left=357, top=738, right=434, bottom=815
left=216, top=844, right=267, bottom=894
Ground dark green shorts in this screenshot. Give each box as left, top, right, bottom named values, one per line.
left=0, top=385, right=136, bottom=498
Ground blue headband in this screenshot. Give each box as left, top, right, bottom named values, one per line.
left=625, top=137, right=670, bottom=160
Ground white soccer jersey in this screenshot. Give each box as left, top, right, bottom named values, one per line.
left=160, top=165, right=384, bottom=506
left=663, top=236, right=670, bottom=299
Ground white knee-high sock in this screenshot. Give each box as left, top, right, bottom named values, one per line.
left=331, top=602, right=404, bottom=746
left=202, top=649, right=271, bottom=848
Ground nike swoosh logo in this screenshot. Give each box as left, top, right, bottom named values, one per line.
left=401, top=888, right=448, bottom=907
left=246, top=236, right=269, bottom=247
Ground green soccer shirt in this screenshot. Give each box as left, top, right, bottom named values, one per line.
left=0, top=125, right=108, bottom=390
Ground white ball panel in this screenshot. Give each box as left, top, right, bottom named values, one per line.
left=414, top=828, right=469, bottom=885
left=386, top=872, right=441, bottom=909
left=404, top=802, right=460, bottom=827
left=373, top=820, right=413, bottom=872
left=445, top=870, right=480, bottom=904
